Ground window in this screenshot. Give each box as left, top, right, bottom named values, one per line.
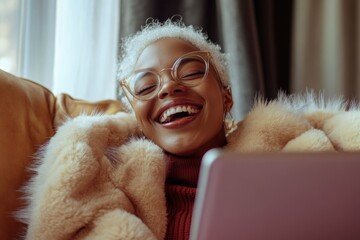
left=0, top=0, right=119, bottom=101
left=0, top=0, right=22, bottom=75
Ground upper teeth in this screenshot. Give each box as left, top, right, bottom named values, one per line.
left=159, top=105, right=200, bottom=123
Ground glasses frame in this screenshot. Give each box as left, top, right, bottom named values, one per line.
left=120, top=50, right=211, bottom=101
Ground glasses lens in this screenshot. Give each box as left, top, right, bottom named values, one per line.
left=128, top=71, right=159, bottom=98
left=175, top=55, right=208, bottom=86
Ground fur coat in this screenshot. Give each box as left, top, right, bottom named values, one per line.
left=19, top=94, right=360, bottom=240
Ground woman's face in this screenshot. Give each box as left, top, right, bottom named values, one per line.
left=129, top=38, right=232, bottom=157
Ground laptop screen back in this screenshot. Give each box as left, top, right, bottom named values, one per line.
left=190, top=150, right=360, bottom=240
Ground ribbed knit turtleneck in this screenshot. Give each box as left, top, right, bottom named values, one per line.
left=164, top=154, right=202, bottom=240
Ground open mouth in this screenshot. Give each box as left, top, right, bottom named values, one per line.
left=158, top=105, right=201, bottom=124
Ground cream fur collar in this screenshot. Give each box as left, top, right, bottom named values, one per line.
left=19, top=93, right=360, bottom=239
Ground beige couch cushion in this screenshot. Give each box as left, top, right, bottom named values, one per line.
left=0, top=69, right=124, bottom=239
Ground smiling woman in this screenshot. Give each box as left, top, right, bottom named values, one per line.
left=122, top=38, right=232, bottom=157
left=19, top=18, right=360, bottom=240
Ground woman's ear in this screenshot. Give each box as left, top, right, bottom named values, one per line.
left=223, top=87, right=233, bottom=111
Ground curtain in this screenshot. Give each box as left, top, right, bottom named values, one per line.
left=0, top=0, right=57, bottom=89
left=53, top=0, right=119, bottom=101
left=291, top=0, right=360, bottom=100
left=218, top=0, right=265, bottom=119
left=0, top=0, right=120, bottom=101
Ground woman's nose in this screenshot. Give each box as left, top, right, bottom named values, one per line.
left=157, top=72, right=186, bottom=99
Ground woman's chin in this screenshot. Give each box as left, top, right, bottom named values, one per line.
left=163, top=144, right=210, bottom=158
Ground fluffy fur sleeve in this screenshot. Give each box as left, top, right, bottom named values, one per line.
left=227, top=93, right=360, bottom=152
left=18, top=112, right=167, bottom=240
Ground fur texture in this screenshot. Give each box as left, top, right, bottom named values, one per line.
left=19, top=112, right=166, bottom=240
left=226, top=92, right=360, bottom=152
left=19, top=94, right=360, bottom=239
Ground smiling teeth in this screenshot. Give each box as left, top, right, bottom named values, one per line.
left=159, top=105, right=200, bottom=123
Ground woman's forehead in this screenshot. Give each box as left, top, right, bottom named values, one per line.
left=134, top=38, right=200, bottom=70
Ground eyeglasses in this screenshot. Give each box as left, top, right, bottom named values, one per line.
left=120, top=51, right=210, bottom=101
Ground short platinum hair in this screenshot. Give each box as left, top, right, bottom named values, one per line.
left=117, top=18, right=230, bottom=110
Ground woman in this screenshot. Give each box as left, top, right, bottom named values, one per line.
left=20, top=19, right=360, bottom=240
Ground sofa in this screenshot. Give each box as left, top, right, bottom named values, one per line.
left=0, top=69, right=124, bottom=239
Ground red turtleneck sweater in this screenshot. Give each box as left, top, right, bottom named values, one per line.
left=165, top=154, right=202, bottom=240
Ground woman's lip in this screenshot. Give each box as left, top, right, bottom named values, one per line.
left=155, top=99, right=203, bottom=122
left=158, top=113, right=200, bottom=129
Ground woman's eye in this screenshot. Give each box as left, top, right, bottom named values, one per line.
left=131, top=72, right=158, bottom=96
left=135, top=84, right=157, bottom=96
left=179, top=70, right=205, bottom=80
left=177, top=59, right=206, bottom=80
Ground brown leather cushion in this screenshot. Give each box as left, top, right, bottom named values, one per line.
left=0, top=70, right=56, bottom=239
left=54, top=93, right=126, bottom=128
left=0, top=69, right=125, bottom=239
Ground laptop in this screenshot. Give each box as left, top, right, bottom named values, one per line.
left=190, top=150, right=360, bottom=240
